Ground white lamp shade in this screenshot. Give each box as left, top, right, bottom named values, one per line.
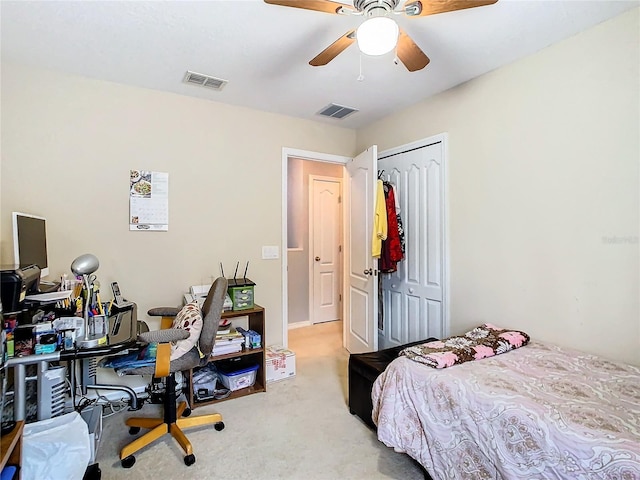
left=356, top=17, right=399, bottom=56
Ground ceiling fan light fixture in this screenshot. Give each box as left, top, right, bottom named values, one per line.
left=356, top=16, right=399, bottom=56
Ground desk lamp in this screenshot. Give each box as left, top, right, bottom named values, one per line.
left=71, top=254, right=104, bottom=348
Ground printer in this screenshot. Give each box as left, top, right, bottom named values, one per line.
left=185, top=285, right=233, bottom=311
left=0, top=265, right=41, bottom=313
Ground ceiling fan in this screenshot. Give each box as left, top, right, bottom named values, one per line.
left=264, top=0, right=498, bottom=72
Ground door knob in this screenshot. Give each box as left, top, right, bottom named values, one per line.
left=408, top=288, right=414, bottom=294
left=315, top=256, right=321, bottom=262
left=391, top=284, right=397, bottom=288
left=363, top=268, right=373, bottom=276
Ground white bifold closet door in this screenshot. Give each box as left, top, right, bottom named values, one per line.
left=378, top=138, right=448, bottom=349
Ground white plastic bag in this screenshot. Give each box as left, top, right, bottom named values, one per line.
left=22, top=411, right=91, bottom=480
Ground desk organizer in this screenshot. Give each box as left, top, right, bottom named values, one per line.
left=227, top=278, right=255, bottom=311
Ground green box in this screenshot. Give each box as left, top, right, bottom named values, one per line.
left=227, top=278, right=255, bottom=311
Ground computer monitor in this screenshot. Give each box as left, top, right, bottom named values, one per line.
left=12, top=212, right=49, bottom=278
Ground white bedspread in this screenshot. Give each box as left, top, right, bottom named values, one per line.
left=372, top=341, right=640, bottom=479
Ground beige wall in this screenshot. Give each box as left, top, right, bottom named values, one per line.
left=287, top=159, right=344, bottom=325
left=358, top=8, right=640, bottom=365
left=1, top=62, right=356, bottom=346
left=2, top=8, right=638, bottom=364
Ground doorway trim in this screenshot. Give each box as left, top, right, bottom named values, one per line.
left=281, top=147, right=351, bottom=348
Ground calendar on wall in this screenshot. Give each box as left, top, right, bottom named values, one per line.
left=129, top=170, right=169, bottom=231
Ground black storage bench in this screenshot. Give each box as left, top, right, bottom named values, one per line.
left=348, top=338, right=437, bottom=430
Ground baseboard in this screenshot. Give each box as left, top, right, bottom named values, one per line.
left=288, top=321, right=312, bottom=330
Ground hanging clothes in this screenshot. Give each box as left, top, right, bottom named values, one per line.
left=378, top=274, right=384, bottom=331
left=371, top=179, right=388, bottom=258
left=396, top=215, right=405, bottom=255
left=380, top=182, right=404, bottom=273
left=394, top=187, right=406, bottom=255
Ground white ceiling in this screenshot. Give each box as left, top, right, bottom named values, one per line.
left=1, top=0, right=637, bottom=129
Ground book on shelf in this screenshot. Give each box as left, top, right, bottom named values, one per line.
left=212, top=330, right=244, bottom=356
left=214, top=339, right=244, bottom=349
left=212, top=342, right=243, bottom=356
left=217, top=318, right=232, bottom=335
left=216, top=327, right=243, bottom=341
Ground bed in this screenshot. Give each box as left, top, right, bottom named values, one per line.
left=372, top=338, right=640, bottom=479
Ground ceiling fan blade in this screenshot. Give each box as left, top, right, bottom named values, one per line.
left=396, top=29, right=430, bottom=72
left=309, top=30, right=356, bottom=66
left=406, top=0, right=498, bottom=17
left=264, top=0, right=347, bottom=15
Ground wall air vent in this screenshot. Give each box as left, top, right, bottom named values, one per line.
left=317, top=103, right=359, bottom=119
left=183, top=70, right=228, bottom=91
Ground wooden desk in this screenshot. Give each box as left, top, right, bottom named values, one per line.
left=1, top=420, right=24, bottom=478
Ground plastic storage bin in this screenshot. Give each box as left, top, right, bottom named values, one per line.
left=217, top=364, right=258, bottom=391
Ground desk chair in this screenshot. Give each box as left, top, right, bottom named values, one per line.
left=118, top=277, right=228, bottom=468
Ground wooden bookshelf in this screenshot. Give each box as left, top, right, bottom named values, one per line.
left=187, top=305, right=266, bottom=408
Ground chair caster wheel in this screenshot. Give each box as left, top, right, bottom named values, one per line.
left=214, top=422, right=225, bottom=431
left=183, top=408, right=191, bottom=417
left=121, top=456, right=136, bottom=468
left=128, top=426, right=140, bottom=435
left=184, top=454, right=196, bottom=466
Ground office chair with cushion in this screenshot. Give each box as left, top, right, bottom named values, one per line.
left=118, top=277, right=228, bottom=468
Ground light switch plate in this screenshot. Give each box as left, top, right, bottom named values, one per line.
left=262, top=246, right=279, bottom=259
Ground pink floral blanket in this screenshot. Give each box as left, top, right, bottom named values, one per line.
left=373, top=341, right=640, bottom=479
left=400, top=324, right=529, bottom=368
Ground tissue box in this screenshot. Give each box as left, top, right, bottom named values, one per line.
left=266, top=346, right=296, bottom=383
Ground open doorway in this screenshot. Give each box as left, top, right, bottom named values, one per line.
left=280, top=148, right=351, bottom=349
left=287, top=158, right=343, bottom=329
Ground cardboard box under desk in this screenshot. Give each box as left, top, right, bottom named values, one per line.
left=266, top=346, right=296, bottom=383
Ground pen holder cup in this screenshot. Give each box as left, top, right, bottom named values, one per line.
left=89, top=315, right=108, bottom=336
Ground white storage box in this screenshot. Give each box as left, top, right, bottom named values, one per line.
left=266, top=346, right=296, bottom=383
left=218, top=364, right=258, bottom=391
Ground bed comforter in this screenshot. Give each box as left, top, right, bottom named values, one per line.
left=372, top=341, right=640, bottom=479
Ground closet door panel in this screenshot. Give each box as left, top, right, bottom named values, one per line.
left=378, top=140, right=447, bottom=348
left=387, top=289, right=404, bottom=345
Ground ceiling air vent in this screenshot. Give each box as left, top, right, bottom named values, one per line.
left=183, top=70, right=228, bottom=91
left=317, top=103, right=358, bottom=119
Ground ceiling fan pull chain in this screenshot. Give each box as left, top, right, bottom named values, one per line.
left=357, top=53, right=365, bottom=82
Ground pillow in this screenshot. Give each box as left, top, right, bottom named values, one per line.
left=400, top=323, right=530, bottom=368
left=170, top=302, right=203, bottom=361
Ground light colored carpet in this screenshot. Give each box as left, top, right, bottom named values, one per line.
left=97, top=321, right=424, bottom=479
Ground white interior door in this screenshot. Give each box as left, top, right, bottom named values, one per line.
left=344, top=146, right=378, bottom=353
left=310, top=176, right=342, bottom=324
left=378, top=138, right=448, bottom=348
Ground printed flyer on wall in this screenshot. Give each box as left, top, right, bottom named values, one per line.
left=129, top=170, right=169, bottom=231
